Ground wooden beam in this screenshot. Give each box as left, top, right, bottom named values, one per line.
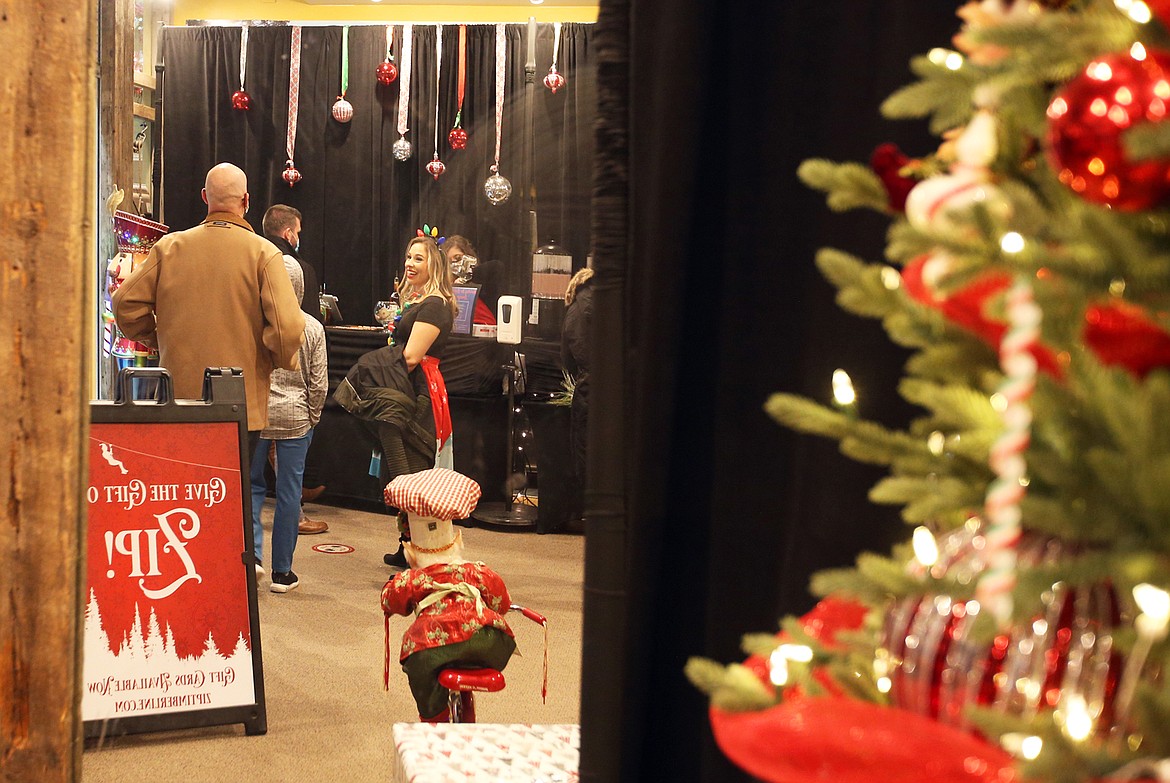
left=133, top=102, right=156, bottom=121
left=0, top=1, right=96, bottom=782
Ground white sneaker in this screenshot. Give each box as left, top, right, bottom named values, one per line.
left=255, top=561, right=266, bottom=577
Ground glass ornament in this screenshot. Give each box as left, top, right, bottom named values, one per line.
left=231, top=90, right=251, bottom=111
left=484, top=171, right=512, bottom=205
left=376, top=59, right=398, bottom=86
left=426, top=155, right=446, bottom=181
left=331, top=98, right=353, bottom=123
left=1047, top=49, right=1170, bottom=210
left=281, top=161, right=302, bottom=187
left=392, top=137, right=412, bottom=161
left=543, top=67, right=566, bottom=94
left=448, top=127, right=468, bottom=150
left=878, top=522, right=1127, bottom=738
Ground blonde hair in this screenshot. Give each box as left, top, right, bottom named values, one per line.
left=399, top=236, right=457, bottom=317
left=565, top=267, right=594, bottom=305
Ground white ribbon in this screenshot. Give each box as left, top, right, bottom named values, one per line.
left=432, top=24, right=443, bottom=156
left=551, top=21, right=562, bottom=69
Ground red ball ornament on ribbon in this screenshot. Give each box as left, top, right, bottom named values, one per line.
left=376, top=59, right=398, bottom=86
left=448, top=127, right=468, bottom=150
left=231, top=90, right=251, bottom=111
left=543, top=67, right=566, bottom=94
left=426, top=156, right=446, bottom=181
left=1047, top=49, right=1170, bottom=210
left=281, top=161, right=302, bottom=188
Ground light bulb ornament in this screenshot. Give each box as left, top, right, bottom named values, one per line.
left=485, top=24, right=511, bottom=205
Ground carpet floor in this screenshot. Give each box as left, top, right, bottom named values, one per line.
left=82, top=500, right=584, bottom=782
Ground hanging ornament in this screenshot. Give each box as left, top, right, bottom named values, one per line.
left=1083, top=299, right=1170, bottom=378
left=1047, top=48, right=1170, bottom=211
left=869, top=143, right=917, bottom=213
left=393, top=24, right=414, bottom=161
left=282, top=160, right=302, bottom=187
left=543, top=21, right=567, bottom=94
left=877, top=523, right=1132, bottom=739
left=426, top=24, right=446, bottom=180
left=448, top=24, right=469, bottom=150
left=377, top=25, right=398, bottom=85
left=283, top=26, right=303, bottom=187
left=332, top=26, right=353, bottom=123
left=232, top=25, right=251, bottom=111
left=484, top=24, right=512, bottom=205
left=485, top=166, right=512, bottom=205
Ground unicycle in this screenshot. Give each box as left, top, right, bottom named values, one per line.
left=437, top=603, right=547, bottom=723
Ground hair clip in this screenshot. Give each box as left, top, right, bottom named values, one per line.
left=416, top=224, right=446, bottom=245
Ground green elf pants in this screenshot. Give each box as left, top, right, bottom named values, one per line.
left=402, top=626, right=517, bottom=719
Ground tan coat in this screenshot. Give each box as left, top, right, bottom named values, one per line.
left=113, top=211, right=306, bottom=430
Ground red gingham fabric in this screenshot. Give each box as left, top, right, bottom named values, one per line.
left=383, top=468, right=481, bottom=520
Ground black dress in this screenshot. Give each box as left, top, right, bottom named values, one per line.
left=560, top=282, right=593, bottom=517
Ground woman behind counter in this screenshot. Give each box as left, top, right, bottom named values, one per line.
left=382, top=235, right=458, bottom=566
left=334, top=234, right=458, bottom=568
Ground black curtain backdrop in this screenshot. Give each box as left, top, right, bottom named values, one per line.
left=583, top=2, right=966, bottom=781
left=158, top=23, right=594, bottom=324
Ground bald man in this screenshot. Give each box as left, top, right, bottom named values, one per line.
left=114, top=163, right=306, bottom=441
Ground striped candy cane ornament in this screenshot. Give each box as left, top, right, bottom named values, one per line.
left=976, top=276, right=1040, bottom=626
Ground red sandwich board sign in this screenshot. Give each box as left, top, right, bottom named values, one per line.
left=83, top=368, right=267, bottom=737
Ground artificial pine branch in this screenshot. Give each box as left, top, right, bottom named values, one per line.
left=881, top=55, right=978, bottom=134
left=683, top=658, right=777, bottom=713
left=795, top=159, right=891, bottom=214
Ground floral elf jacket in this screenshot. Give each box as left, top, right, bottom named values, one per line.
left=381, top=561, right=515, bottom=684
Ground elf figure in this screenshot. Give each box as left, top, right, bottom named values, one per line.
left=380, top=468, right=516, bottom=722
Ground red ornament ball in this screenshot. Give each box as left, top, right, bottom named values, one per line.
left=426, top=156, right=446, bottom=181
left=448, top=127, right=468, bottom=150
left=231, top=90, right=251, bottom=111
left=376, top=59, right=399, bottom=86
left=281, top=162, right=302, bottom=187
left=543, top=67, right=566, bottom=94
left=1047, top=49, right=1170, bottom=210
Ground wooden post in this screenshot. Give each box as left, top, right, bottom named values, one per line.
left=0, top=1, right=96, bottom=781
left=98, top=0, right=134, bottom=398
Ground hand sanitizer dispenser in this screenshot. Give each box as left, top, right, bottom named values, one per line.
left=497, top=295, right=523, bottom=345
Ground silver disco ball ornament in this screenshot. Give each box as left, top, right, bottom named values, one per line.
left=392, top=136, right=413, bottom=161
left=484, top=172, right=512, bottom=205
left=331, top=98, right=353, bottom=123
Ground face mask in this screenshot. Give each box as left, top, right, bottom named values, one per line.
left=294, top=239, right=300, bottom=253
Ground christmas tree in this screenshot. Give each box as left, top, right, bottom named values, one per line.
left=688, top=2, right=1170, bottom=782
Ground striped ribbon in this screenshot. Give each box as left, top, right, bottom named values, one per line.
left=397, top=24, right=413, bottom=138
left=238, top=25, right=249, bottom=90
left=976, top=276, right=1039, bottom=626
left=493, top=23, right=505, bottom=169
left=286, top=26, right=302, bottom=163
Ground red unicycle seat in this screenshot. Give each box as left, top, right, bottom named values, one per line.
left=438, top=667, right=506, bottom=693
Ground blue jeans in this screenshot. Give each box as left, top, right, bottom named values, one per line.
left=251, top=430, right=313, bottom=574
